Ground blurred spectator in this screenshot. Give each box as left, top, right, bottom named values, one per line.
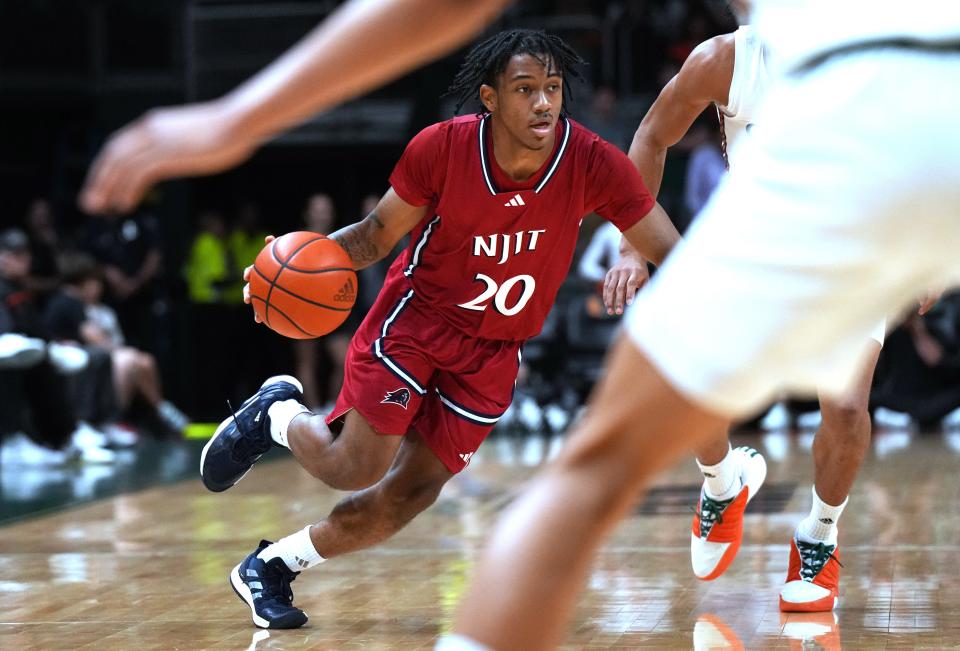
left=23, top=198, right=62, bottom=296
left=683, top=128, right=726, bottom=222
left=294, top=193, right=354, bottom=409
left=581, top=86, right=632, bottom=151
left=0, top=229, right=115, bottom=464
left=227, top=201, right=269, bottom=304
left=184, top=211, right=234, bottom=418
left=873, top=292, right=960, bottom=428
left=83, top=209, right=163, bottom=349
left=53, top=252, right=190, bottom=437
left=185, top=211, right=232, bottom=304
left=577, top=221, right=620, bottom=283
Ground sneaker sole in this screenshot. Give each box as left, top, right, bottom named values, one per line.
left=779, top=594, right=839, bottom=613
left=230, top=563, right=272, bottom=629
left=200, top=375, right=304, bottom=491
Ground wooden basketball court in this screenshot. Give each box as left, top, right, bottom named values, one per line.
left=2, top=429, right=959, bottom=649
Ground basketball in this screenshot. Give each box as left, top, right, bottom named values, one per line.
left=248, top=231, right=356, bottom=339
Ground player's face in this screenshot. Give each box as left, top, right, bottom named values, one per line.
left=483, top=53, right=562, bottom=150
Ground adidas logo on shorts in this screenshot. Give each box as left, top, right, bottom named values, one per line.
left=334, top=278, right=356, bottom=303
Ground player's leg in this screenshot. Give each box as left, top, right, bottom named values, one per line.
left=781, top=337, right=881, bottom=612
left=201, top=284, right=430, bottom=493
left=230, top=343, right=515, bottom=630
left=690, top=425, right=767, bottom=580
left=229, top=429, right=451, bottom=629
left=450, top=337, right=727, bottom=651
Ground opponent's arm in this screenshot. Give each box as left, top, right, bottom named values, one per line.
left=604, top=34, right=735, bottom=314
left=628, top=33, right=734, bottom=198
left=80, top=0, right=512, bottom=214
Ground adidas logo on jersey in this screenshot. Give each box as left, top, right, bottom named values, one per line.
left=333, top=278, right=356, bottom=303
left=503, top=193, right=525, bottom=207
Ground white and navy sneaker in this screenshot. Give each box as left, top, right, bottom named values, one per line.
left=200, top=375, right=304, bottom=492
left=230, top=540, right=308, bottom=629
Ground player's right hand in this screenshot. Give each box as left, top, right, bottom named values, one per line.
left=80, top=101, right=256, bottom=215
left=243, top=235, right=275, bottom=322
left=603, top=256, right=650, bottom=316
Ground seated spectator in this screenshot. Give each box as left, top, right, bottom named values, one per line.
left=51, top=252, right=189, bottom=437
left=0, top=229, right=115, bottom=464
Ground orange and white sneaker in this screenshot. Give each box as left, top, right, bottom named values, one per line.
left=779, top=534, right=842, bottom=612
left=690, top=446, right=767, bottom=580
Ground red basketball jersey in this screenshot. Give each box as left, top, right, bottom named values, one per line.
left=386, top=114, right=654, bottom=341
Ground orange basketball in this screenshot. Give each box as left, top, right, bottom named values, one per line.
left=248, top=231, right=356, bottom=339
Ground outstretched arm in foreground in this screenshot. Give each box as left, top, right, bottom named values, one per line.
left=80, top=0, right=512, bottom=214
left=449, top=337, right=728, bottom=651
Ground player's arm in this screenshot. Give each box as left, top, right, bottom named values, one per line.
left=241, top=189, right=426, bottom=321
left=601, top=203, right=679, bottom=315
left=329, top=189, right=428, bottom=270
left=80, top=0, right=513, bottom=214
left=605, top=34, right=734, bottom=314
left=629, top=33, right=733, bottom=197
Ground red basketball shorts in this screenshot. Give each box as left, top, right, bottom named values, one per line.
left=326, top=283, right=521, bottom=473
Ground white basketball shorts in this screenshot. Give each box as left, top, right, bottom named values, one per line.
left=627, top=47, right=960, bottom=416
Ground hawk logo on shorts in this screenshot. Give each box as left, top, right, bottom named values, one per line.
left=381, top=388, right=411, bottom=409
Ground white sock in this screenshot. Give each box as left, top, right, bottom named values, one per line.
left=434, top=634, right=494, bottom=651
left=258, top=525, right=325, bottom=572
left=696, top=444, right=742, bottom=500
left=797, top=486, right=847, bottom=546
left=267, top=400, right=310, bottom=449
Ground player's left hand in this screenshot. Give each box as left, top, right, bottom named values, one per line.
left=243, top=235, right=275, bottom=322
left=602, top=256, right=650, bottom=316
left=79, top=101, right=256, bottom=215
left=918, top=287, right=943, bottom=316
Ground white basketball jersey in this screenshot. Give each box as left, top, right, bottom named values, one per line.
left=716, top=26, right=769, bottom=162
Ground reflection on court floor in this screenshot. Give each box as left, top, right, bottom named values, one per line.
left=1, top=429, right=959, bottom=649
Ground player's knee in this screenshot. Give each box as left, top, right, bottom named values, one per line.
left=821, top=400, right=870, bottom=435
left=383, top=474, right=447, bottom=521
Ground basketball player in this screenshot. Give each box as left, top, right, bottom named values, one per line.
left=439, top=0, right=960, bottom=648
left=607, top=20, right=892, bottom=611
left=200, top=30, right=681, bottom=629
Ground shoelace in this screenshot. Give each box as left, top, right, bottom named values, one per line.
left=226, top=399, right=271, bottom=461
left=261, top=563, right=298, bottom=605
left=796, top=540, right=843, bottom=581
left=692, top=494, right=733, bottom=538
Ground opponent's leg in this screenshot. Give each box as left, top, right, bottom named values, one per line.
left=690, top=428, right=767, bottom=580
left=451, top=338, right=727, bottom=651
left=781, top=340, right=881, bottom=612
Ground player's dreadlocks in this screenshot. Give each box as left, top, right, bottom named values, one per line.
left=448, top=29, right=586, bottom=116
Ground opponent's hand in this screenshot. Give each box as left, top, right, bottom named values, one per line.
left=918, top=288, right=943, bottom=316
left=243, top=235, right=275, bottom=322
left=602, top=255, right=650, bottom=316
left=80, top=101, right=256, bottom=215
